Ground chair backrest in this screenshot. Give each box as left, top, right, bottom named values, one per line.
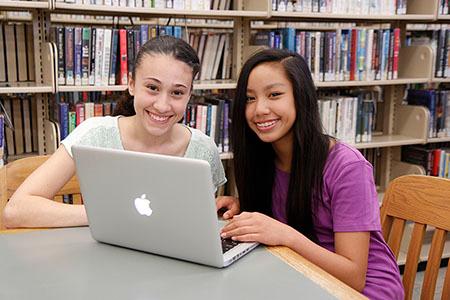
left=380, top=175, right=450, bottom=300
left=0, top=155, right=81, bottom=229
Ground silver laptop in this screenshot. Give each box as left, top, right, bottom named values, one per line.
left=72, top=145, right=258, bottom=268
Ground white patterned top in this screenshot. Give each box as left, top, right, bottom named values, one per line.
left=61, top=116, right=227, bottom=190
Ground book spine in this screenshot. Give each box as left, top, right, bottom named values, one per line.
left=223, top=101, right=229, bottom=152
left=119, top=29, right=128, bottom=85
left=56, top=27, right=66, bottom=85
left=392, top=27, right=400, bottom=79
left=109, top=29, right=119, bottom=86
left=94, top=103, right=103, bottom=117
left=94, top=28, right=105, bottom=86
left=350, top=29, right=357, bottom=81
left=81, top=27, right=91, bottom=86
left=101, top=29, right=112, bottom=86
left=75, top=103, right=85, bottom=126
left=127, top=29, right=135, bottom=76
left=68, top=111, right=77, bottom=134
left=89, top=28, right=97, bottom=86
left=74, top=27, right=83, bottom=86
left=59, top=102, right=69, bottom=140
left=65, top=27, right=75, bottom=85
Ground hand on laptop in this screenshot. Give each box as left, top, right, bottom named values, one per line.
left=216, top=196, right=240, bottom=220
left=220, top=212, right=295, bottom=246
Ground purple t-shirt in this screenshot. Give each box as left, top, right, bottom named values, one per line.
left=272, top=142, right=404, bottom=300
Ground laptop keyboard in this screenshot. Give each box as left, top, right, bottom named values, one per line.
left=221, top=238, right=240, bottom=253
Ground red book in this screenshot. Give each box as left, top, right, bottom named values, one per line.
left=349, top=29, right=358, bottom=81
left=392, top=28, right=400, bottom=80
left=94, top=103, right=103, bottom=117
left=75, top=103, right=85, bottom=126
left=119, top=29, right=128, bottom=85
left=432, top=149, right=441, bottom=176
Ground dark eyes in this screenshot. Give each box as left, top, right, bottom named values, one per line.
left=270, top=92, right=282, bottom=97
left=246, top=96, right=256, bottom=103
left=147, top=85, right=184, bottom=97
left=172, top=90, right=185, bottom=96
left=246, top=92, right=282, bottom=102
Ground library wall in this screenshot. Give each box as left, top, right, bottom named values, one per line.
left=0, top=0, right=449, bottom=190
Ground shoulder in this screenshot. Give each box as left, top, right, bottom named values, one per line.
left=188, top=127, right=219, bottom=155
left=79, top=115, right=119, bottom=128
left=68, top=115, right=118, bottom=133
left=61, top=116, right=122, bottom=156
left=324, top=142, right=373, bottom=181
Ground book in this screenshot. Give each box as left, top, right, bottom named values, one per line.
left=0, top=25, right=6, bottom=82
left=4, top=25, right=17, bottom=83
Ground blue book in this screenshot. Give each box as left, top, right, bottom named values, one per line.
left=74, top=27, right=82, bottom=86
left=381, top=29, right=390, bottom=80
left=173, top=26, right=182, bottom=39
left=166, top=26, right=174, bottom=36
left=282, top=27, right=296, bottom=52
left=59, top=102, right=69, bottom=140
left=206, top=104, right=212, bottom=137
left=274, top=32, right=281, bottom=49
left=64, top=27, right=74, bottom=85
left=347, top=30, right=352, bottom=81
left=140, top=24, right=149, bottom=45
left=269, top=31, right=275, bottom=48
left=0, top=114, right=4, bottom=148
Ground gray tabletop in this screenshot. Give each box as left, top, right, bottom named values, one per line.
left=0, top=227, right=336, bottom=300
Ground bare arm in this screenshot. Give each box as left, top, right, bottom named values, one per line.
left=221, top=213, right=369, bottom=292
left=2, top=146, right=88, bottom=228
left=285, top=227, right=369, bottom=292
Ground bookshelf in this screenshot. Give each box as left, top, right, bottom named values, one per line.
left=52, top=3, right=268, bottom=18
left=0, top=0, right=49, bottom=10
left=0, top=0, right=444, bottom=179
left=0, top=1, right=443, bottom=166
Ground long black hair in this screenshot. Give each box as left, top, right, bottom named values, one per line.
left=232, top=48, right=330, bottom=241
left=113, top=35, right=200, bottom=116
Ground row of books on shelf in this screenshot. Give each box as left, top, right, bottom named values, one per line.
left=181, top=97, right=230, bottom=153
left=53, top=92, right=231, bottom=153
left=359, top=147, right=382, bottom=184
left=54, top=25, right=232, bottom=87
left=0, top=23, right=35, bottom=83
left=272, top=0, right=408, bottom=15
left=406, top=88, right=450, bottom=138
left=407, top=27, right=450, bottom=79
left=0, top=96, right=39, bottom=158
left=318, top=91, right=376, bottom=144
left=434, top=28, right=450, bottom=79
left=56, top=0, right=232, bottom=10
left=52, top=91, right=120, bottom=140
left=439, top=0, right=450, bottom=15
left=401, top=144, right=450, bottom=178
left=253, top=26, right=400, bottom=82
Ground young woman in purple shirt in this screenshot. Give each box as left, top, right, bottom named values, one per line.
left=216, top=49, right=404, bottom=299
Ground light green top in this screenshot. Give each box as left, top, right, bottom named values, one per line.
left=61, top=116, right=227, bottom=190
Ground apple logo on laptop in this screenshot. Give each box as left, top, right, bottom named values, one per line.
left=134, top=194, right=153, bottom=216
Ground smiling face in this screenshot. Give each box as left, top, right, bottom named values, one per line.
left=128, top=54, right=193, bottom=137
left=245, top=62, right=297, bottom=147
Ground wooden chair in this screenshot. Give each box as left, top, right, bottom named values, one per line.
left=380, top=175, right=450, bottom=300
left=0, top=155, right=81, bottom=229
